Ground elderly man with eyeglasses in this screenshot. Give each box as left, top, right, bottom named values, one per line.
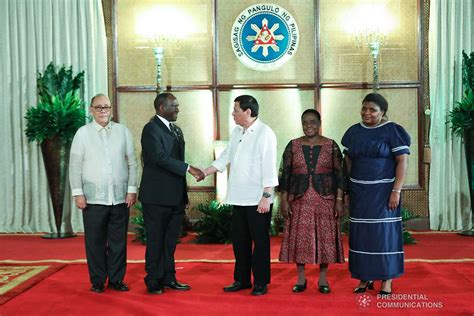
left=69, top=93, right=138, bottom=293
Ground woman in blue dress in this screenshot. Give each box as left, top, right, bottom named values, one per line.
left=341, top=93, right=410, bottom=295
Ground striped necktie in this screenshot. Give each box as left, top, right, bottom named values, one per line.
left=170, top=123, right=179, bottom=141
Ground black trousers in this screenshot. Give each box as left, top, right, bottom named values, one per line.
left=142, top=203, right=184, bottom=288
left=82, top=203, right=129, bottom=285
left=232, top=204, right=273, bottom=287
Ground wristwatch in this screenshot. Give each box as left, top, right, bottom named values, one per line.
left=262, top=192, right=272, bottom=198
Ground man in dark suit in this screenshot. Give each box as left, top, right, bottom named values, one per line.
left=139, top=92, right=204, bottom=294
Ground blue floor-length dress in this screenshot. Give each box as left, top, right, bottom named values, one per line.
left=341, top=121, right=410, bottom=281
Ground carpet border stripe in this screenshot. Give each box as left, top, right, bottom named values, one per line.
left=1, top=258, right=473, bottom=264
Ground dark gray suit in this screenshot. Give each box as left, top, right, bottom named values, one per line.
left=139, top=116, right=188, bottom=289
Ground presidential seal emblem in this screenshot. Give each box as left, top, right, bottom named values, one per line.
left=231, top=4, right=299, bottom=71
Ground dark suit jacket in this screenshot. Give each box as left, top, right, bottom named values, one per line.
left=139, top=116, right=188, bottom=206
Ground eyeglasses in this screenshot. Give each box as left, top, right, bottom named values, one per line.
left=92, top=106, right=112, bottom=112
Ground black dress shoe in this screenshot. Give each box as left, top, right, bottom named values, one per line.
left=318, top=281, right=330, bottom=294
left=223, top=281, right=252, bottom=292
left=251, top=285, right=268, bottom=296
left=91, top=283, right=105, bottom=293
left=353, top=281, right=374, bottom=293
left=147, top=285, right=165, bottom=294
left=108, top=281, right=129, bottom=291
left=165, top=281, right=191, bottom=291
left=292, top=279, right=307, bottom=293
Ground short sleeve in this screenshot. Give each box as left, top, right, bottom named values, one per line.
left=341, top=127, right=352, bottom=155
left=212, top=127, right=240, bottom=172
left=389, top=123, right=411, bottom=156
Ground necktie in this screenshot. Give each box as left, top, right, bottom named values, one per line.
left=170, top=124, right=179, bottom=141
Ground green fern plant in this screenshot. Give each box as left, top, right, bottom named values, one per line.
left=25, top=62, right=86, bottom=145
left=462, top=51, right=474, bottom=92
left=37, top=63, right=85, bottom=104
left=131, top=202, right=147, bottom=244
left=401, top=207, right=418, bottom=245
left=270, top=213, right=285, bottom=236
left=448, top=90, right=474, bottom=137
left=448, top=51, right=474, bottom=136
left=195, top=200, right=233, bottom=244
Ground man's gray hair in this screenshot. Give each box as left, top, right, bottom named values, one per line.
left=90, top=93, right=109, bottom=106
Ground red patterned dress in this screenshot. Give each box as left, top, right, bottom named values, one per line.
left=279, top=138, right=345, bottom=264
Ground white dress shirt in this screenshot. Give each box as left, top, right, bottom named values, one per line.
left=156, top=114, right=171, bottom=130
left=155, top=114, right=189, bottom=171
left=212, top=118, right=278, bottom=205
left=69, top=120, right=138, bottom=205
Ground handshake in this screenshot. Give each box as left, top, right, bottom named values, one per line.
left=188, top=165, right=207, bottom=182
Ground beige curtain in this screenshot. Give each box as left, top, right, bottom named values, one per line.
left=429, top=0, right=474, bottom=230
left=0, top=0, right=107, bottom=232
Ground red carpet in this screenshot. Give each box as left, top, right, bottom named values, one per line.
left=1, top=232, right=473, bottom=262
left=1, top=232, right=473, bottom=315
left=0, top=262, right=473, bottom=315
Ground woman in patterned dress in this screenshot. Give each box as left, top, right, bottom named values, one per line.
left=279, top=109, right=345, bottom=294
left=342, top=93, right=410, bottom=295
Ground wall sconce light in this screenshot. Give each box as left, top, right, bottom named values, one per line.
left=344, top=4, right=395, bottom=91
left=152, top=47, right=164, bottom=92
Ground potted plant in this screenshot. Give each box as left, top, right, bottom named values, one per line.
left=448, top=50, right=474, bottom=236
left=25, top=62, right=86, bottom=238
left=131, top=202, right=147, bottom=244
left=195, top=200, right=233, bottom=244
